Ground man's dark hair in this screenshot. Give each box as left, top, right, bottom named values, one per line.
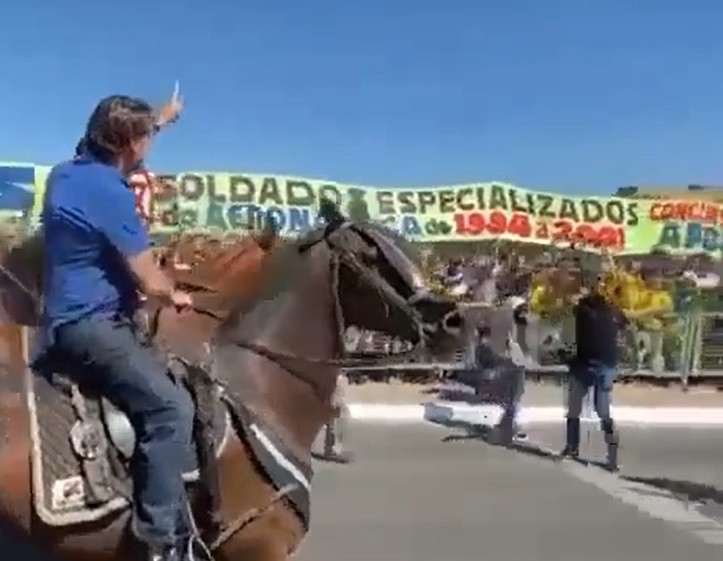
left=83, top=95, right=154, bottom=163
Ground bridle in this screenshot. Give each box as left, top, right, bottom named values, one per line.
left=227, top=222, right=438, bottom=397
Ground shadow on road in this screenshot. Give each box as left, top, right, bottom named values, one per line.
left=621, top=475, right=723, bottom=505
left=437, top=424, right=620, bottom=472
left=438, top=423, right=564, bottom=462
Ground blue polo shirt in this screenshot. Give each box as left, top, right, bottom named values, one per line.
left=41, top=155, right=149, bottom=331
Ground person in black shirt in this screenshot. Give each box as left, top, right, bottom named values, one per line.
left=561, top=278, right=625, bottom=471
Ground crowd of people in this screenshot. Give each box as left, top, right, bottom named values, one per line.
left=151, top=231, right=720, bottom=377
left=430, top=247, right=719, bottom=471
left=431, top=246, right=718, bottom=373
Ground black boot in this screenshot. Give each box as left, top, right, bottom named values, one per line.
left=601, top=419, right=619, bottom=472
left=560, top=418, right=580, bottom=458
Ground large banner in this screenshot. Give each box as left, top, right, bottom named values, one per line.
left=2, top=162, right=721, bottom=256
left=147, top=173, right=638, bottom=251
left=643, top=199, right=723, bottom=254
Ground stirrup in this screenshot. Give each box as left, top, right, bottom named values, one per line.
left=183, top=535, right=216, bottom=561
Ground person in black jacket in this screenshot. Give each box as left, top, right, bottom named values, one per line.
left=561, top=278, right=625, bottom=471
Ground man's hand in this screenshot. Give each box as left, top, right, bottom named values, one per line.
left=155, top=81, right=183, bottom=128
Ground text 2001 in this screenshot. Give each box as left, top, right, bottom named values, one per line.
left=453, top=212, right=625, bottom=248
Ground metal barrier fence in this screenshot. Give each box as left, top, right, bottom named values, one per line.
left=343, top=309, right=723, bottom=382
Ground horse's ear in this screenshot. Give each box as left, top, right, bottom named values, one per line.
left=319, top=197, right=345, bottom=228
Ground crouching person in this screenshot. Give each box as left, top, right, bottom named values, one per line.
left=464, top=324, right=526, bottom=444
left=561, top=281, right=624, bottom=472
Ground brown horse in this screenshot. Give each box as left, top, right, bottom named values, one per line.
left=0, top=225, right=278, bottom=560
left=0, top=209, right=463, bottom=561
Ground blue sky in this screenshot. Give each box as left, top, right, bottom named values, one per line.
left=2, top=0, right=723, bottom=194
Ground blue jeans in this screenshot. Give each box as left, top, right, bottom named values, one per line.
left=52, top=315, right=195, bottom=547
left=566, top=361, right=616, bottom=422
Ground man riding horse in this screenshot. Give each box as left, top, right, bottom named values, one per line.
left=76, top=87, right=183, bottom=226
left=37, top=94, right=199, bottom=561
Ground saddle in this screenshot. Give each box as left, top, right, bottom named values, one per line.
left=25, top=328, right=230, bottom=529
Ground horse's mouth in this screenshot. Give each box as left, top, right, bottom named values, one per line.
left=417, top=306, right=465, bottom=359
left=421, top=310, right=463, bottom=342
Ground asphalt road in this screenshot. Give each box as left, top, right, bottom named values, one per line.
left=1, top=421, right=721, bottom=561
left=296, top=422, right=723, bottom=561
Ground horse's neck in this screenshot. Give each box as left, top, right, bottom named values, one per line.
left=221, top=244, right=339, bottom=452
left=175, top=240, right=257, bottom=294
left=152, top=240, right=271, bottom=362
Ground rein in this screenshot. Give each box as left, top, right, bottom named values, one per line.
left=162, top=279, right=427, bottom=398
left=226, top=230, right=431, bottom=396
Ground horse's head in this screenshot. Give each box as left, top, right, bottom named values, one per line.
left=305, top=200, right=464, bottom=355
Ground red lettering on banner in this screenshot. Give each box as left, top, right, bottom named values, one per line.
left=508, top=214, right=532, bottom=237
left=453, top=211, right=624, bottom=249
left=649, top=201, right=720, bottom=224
left=453, top=211, right=532, bottom=239
left=546, top=220, right=624, bottom=248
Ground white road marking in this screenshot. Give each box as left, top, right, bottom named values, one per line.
left=348, top=402, right=723, bottom=426
left=563, top=461, right=723, bottom=546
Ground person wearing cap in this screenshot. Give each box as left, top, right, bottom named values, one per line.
left=452, top=318, right=526, bottom=444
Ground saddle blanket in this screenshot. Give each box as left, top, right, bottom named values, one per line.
left=26, top=366, right=230, bottom=527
